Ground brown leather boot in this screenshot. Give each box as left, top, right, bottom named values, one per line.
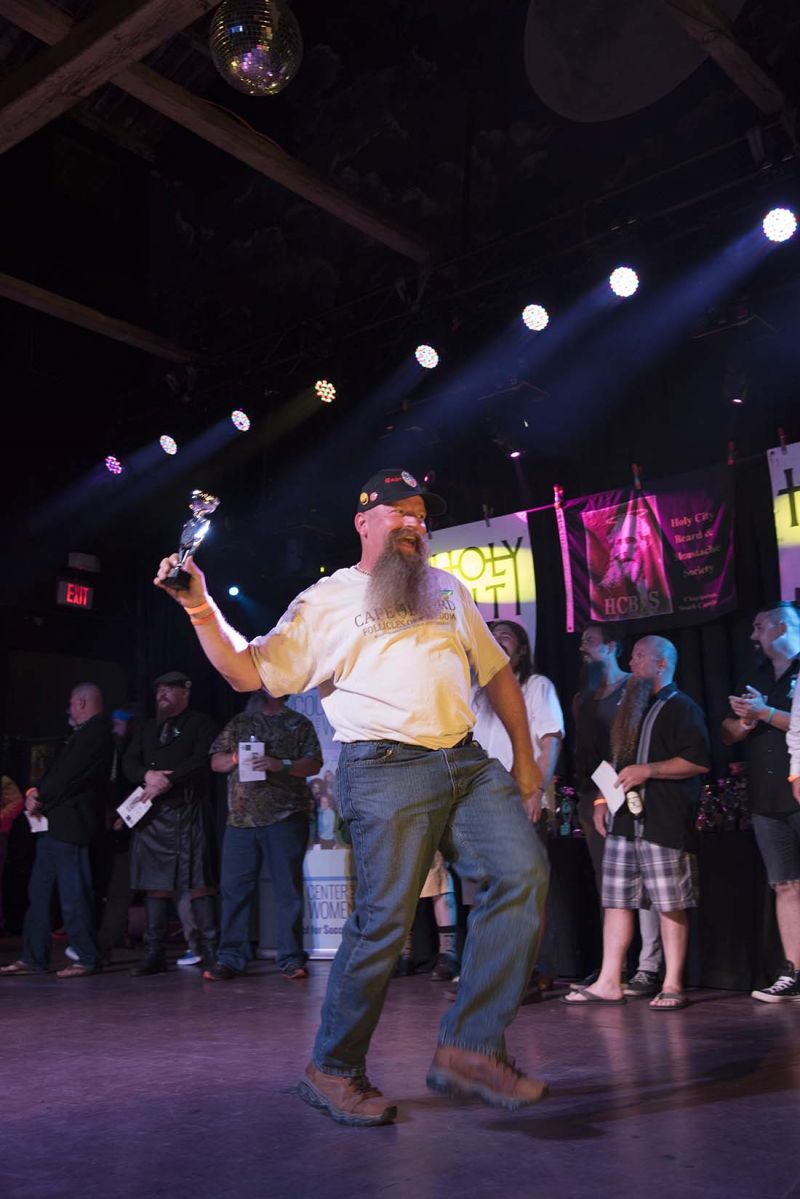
left=297, top=1063, right=397, bottom=1127
left=426, top=1046, right=548, bottom=1109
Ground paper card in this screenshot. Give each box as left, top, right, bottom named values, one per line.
left=238, top=741, right=266, bottom=782
left=591, top=760, right=627, bottom=815
left=26, top=812, right=48, bottom=833
left=117, top=786, right=153, bottom=828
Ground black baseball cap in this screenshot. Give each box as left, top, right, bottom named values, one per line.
left=153, top=670, right=192, bottom=688
left=357, top=468, right=446, bottom=516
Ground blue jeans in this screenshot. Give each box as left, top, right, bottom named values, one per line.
left=313, top=740, right=549, bottom=1075
left=22, top=834, right=101, bottom=970
left=217, top=814, right=310, bottom=973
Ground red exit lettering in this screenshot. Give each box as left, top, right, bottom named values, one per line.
left=66, top=583, right=90, bottom=607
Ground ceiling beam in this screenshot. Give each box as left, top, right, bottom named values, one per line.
left=0, top=0, right=220, bottom=154
left=0, top=0, right=431, bottom=263
left=662, top=0, right=786, bottom=115
left=0, top=271, right=194, bottom=363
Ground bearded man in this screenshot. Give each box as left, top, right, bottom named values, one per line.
left=123, top=672, right=218, bottom=976
left=564, top=636, right=709, bottom=1012
left=153, top=468, right=549, bottom=1126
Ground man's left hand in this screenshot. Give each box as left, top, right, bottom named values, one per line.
left=24, top=788, right=42, bottom=814
left=616, top=763, right=651, bottom=791
left=793, top=777, right=800, bottom=805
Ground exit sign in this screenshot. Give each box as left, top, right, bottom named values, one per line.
left=56, top=579, right=95, bottom=610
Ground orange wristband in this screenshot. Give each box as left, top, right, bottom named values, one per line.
left=593, top=797, right=608, bottom=807
left=185, top=600, right=212, bottom=615
left=190, top=612, right=216, bottom=626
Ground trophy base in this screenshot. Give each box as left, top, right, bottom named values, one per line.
left=161, top=566, right=192, bottom=592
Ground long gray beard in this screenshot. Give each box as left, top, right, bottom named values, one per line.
left=366, top=533, right=442, bottom=621
left=610, top=676, right=652, bottom=769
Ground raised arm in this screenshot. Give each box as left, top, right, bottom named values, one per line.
left=154, top=554, right=260, bottom=692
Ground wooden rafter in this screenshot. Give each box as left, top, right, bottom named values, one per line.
left=0, top=0, right=221, bottom=154
left=662, top=0, right=785, bottom=115
left=0, top=0, right=430, bottom=263
left=0, top=271, right=194, bottom=363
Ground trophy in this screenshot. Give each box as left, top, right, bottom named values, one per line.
left=162, top=490, right=221, bottom=591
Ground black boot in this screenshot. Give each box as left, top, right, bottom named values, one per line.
left=191, top=895, right=219, bottom=971
left=130, top=897, right=169, bottom=976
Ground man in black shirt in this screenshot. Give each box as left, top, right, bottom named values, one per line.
left=0, top=683, right=113, bottom=978
left=722, top=601, right=800, bottom=1003
left=564, top=636, right=709, bottom=1011
left=123, top=671, right=218, bottom=975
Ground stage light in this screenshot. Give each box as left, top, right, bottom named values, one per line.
left=104, top=455, right=123, bottom=475
left=522, top=304, right=549, bottom=331
left=609, top=267, right=639, bottom=297
left=315, top=379, right=336, bottom=403
left=228, top=585, right=240, bottom=597
left=509, top=449, right=522, bottom=460
left=159, top=435, right=178, bottom=456
left=762, top=207, right=797, bottom=243
left=319, top=566, right=326, bottom=574
left=415, top=344, right=439, bottom=369
left=231, top=409, right=250, bottom=431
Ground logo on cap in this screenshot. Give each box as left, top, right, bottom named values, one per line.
left=401, top=471, right=418, bottom=488
left=359, top=492, right=369, bottom=505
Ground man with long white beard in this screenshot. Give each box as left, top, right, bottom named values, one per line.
left=154, top=468, right=549, bottom=1126
left=563, top=635, right=709, bottom=1012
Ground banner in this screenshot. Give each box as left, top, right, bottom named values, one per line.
left=559, top=465, right=736, bottom=632
left=428, top=511, right=536, bottom=647
left=768, top=440, right=800, bottom=603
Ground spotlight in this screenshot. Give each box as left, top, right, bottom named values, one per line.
left=228, top=585, right=240, bottom=597
left=104, top=455, right=123, bottom=475
left=762, top=207, right=797, bottom=243
left=415, top=344, right=439, bottom=369
left=231, top=409, right=250, bottom=431
left=509, top=450, right=522, bottom=460
left=315, top=379, right=336, bottom=403
left=609, top=267, right=639, bottom=298
left=521, top=304, right=549, bottom=331
left=319, top=566, right=326, bottom=574
left=159, top=434, right=178, bottom=456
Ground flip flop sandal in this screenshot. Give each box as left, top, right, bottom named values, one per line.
left=0, top=961, right=46, bottom=976
left=649, top=991, right=689, bottom=1011
left=561, top=986, right=627, bottom=1005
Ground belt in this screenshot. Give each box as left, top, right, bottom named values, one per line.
left=351, top=732, right=474, bottom=750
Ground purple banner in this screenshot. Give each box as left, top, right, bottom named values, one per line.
left=559, top=465, right=736, bottom=631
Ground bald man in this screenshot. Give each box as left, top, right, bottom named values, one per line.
left=0, top=684, right=113, bottom=978
left=564, top=636, right=710, bottom=1012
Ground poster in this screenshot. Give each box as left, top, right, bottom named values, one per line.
left=768, top=440, right=800, bottom=604
left=428, top=511, right=536, bottom=647
left=558, top=465, right=736, bottom=632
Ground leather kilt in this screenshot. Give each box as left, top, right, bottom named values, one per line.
left=130, top=787, right=214, bottom=891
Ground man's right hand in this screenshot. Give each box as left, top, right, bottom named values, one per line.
left=793, top=777, right=800, bottom=805
left=593, top=801, right=609, bottom=838
left=143, top=770, right=173, bottom=795
left=153, top=554, right=209, bottom=609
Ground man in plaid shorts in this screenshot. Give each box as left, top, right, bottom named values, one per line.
left=564, top=635, right=710, bottom=1011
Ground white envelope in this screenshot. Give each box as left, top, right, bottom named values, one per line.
left=591, top=760, right=627, bottom=815
left=238, top=741, right=267, bottom=782
left=117, top=786, right=153, bottom=828
left=25, top=812, right=48, bottom=833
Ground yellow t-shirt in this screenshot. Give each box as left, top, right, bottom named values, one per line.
left=249, top=567, right=507, bottom=749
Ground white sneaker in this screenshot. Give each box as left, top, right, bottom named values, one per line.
left=65, top=946, right=79, bottom=962
left=177, top=950, right=202, bottom=967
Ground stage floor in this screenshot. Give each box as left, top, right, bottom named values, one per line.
left=1, top=948, right=798, bottom=1199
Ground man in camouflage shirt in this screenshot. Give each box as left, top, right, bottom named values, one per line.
left=206, top=689, right=322, bottom=980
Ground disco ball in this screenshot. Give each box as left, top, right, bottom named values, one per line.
left=210, top=0, right=303, bottom=97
